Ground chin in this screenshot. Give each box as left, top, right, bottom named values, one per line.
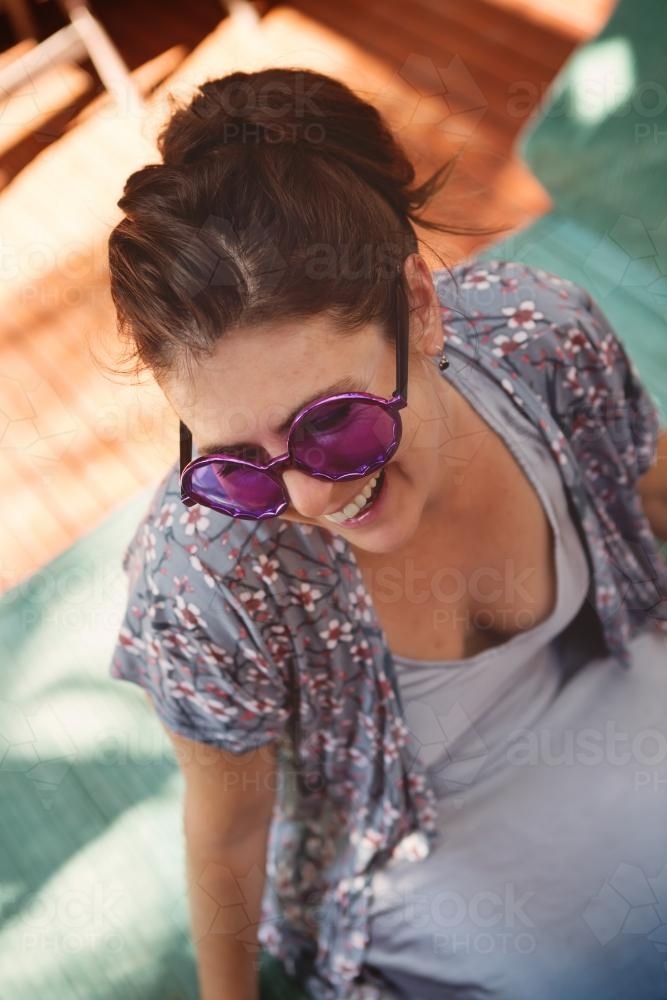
left=352, top=518, right=421, bottom=556
left=341, top=468, right=424, bottom=556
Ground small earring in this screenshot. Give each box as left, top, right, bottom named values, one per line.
left=438, top=348, right=450, bottom=371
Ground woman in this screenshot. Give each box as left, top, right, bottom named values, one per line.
left=108, top=68, right=667, bottom=1000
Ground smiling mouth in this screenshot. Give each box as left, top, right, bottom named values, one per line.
left=323, top=468, right=386, bottom=524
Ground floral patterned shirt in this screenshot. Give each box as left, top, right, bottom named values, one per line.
left=109, top=259, right=667, bottom=999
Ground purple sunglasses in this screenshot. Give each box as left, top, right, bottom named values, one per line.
left=179, top=262, right=409, bottom=520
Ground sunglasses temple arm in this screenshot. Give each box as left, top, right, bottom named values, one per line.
left=395, top=265, right=409, bottom=401
left=179, top=421, right=199, bottom=506
left=179, top=420, right=193, bottom=476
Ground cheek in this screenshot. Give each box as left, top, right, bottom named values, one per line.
left=398, top=408, right=429, bottom=457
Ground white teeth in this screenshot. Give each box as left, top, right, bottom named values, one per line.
left=324, top=511, right=349, bottom=524
left=324, top=474, right=380, bottom=524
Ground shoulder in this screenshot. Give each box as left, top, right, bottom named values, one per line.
left=432, top=258, right=661, bottom=482
left=431, top=257, right=591, bottom=340
left=431, top=258, right=596, bottom=399
left=430, top=258, right=599, bottom=419
left=431, top=257, right=647, bottom=380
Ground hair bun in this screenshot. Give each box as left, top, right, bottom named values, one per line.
left=159, top=69, right=333, bottom=166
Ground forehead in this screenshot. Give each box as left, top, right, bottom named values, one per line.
left=164, top=316, right=388, bottom=450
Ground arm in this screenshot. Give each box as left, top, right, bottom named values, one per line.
left=638, top=427, right=667, bottom=542
left=161, top=716, right=280, bottom=1000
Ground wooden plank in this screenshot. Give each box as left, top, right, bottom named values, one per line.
left=478, top=0, right=614, bottom=39
left=275, top=0, right=552, bottom=148
left=412, top=0, right=576, bottom=66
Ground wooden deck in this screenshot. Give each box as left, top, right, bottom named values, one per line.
left=0, top=0, right=615, bottom=594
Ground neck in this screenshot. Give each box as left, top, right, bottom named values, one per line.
left=419, top=360, right=481, bottom=525
left=351, top=362, right=486, bottom=566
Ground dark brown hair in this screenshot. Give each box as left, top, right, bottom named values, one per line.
left=108, top=67, right=495, bottom=383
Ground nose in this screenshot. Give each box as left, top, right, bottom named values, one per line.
left=281, top=469, right=338, bottom=520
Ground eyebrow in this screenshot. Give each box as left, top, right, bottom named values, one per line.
left=198, top=376, right=367, bottom=455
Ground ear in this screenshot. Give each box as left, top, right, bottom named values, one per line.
left=403, top=253, right=444, bottom=359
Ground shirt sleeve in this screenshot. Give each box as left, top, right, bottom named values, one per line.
left=561, top=286, right=662, bottom=486
left=109, top=482, right=294, bottom=755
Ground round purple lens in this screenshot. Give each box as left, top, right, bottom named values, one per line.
left=291, top=398, right=399, bottom=475
left=189, top=461, right=285, bottom=515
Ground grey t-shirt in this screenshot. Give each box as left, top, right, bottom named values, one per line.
left=362, top=349, right=667, bottom=1000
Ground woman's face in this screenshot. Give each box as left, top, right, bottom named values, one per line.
left=164, top=256, right=466, bottom=556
